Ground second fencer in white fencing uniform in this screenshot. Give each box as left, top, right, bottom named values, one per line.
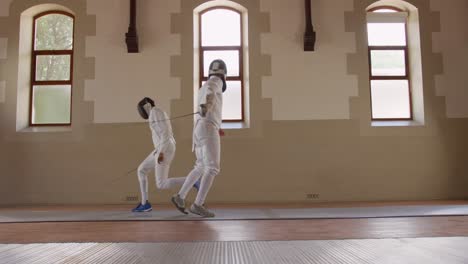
left=133, top=97, right=198, bottom=212
left=171, top=59, right=227, bottom=217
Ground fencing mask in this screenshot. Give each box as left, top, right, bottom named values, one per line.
left=208, top=59, right=228, bottom=93
left=137, top=97, right=155, bottom=119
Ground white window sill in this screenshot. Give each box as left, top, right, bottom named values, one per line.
left=371, top=120, right=425, bottom=127
left=18, top=126, right=72, bottom=133
left=221, top=122, right=249, bottom=130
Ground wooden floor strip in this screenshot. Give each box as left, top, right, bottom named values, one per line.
left=1, top=216, right=468, bottom=243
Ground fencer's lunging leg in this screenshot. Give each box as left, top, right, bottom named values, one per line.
left=194, top=172, right=216, bottom=206
left=178, top=145, right=204, bottom=199
left=177, top=168, right=203, bottom=199
left=155, top=164, right=186, bottom=189
left=137, top=152, right=155, bottom=204
left=154, top=142, right=186, bottom=189
left=193, top=135, right=220, bottom=205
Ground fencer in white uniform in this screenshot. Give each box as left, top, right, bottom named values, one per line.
left=171, top=59, right=227, bottom=217
left=133, top=97, right=197, bottom=212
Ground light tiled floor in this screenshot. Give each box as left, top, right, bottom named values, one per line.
left=1, top=237, right=468, bottom=264
left=1, top=205, right=468, bottom=223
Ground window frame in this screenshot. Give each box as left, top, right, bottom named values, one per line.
left=367, top=7, right=413, bottom=121
left=199, top=7, right=244, bottom=122
left=368, top=6, right=404, bottom=12
left=30, top=10, right=75, bottom=127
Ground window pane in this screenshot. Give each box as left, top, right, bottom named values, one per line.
left=367, top=23, right=406, bottom=46
left=32, top=85, right=71, bottom=124
left=371, top=80, right=410, bottom=119
left=35, top=14, right=74, bottom=50
left=223, top=81, right=242, bottom=120
left=36, top=55, right=71, bottom=81
left=203, top=50, right=239, bottom=77
left=201, top=9, right=241, bottom=46
left=370, top=50, right=406, bottom=76
left=373, top=9, right=398, bottom=13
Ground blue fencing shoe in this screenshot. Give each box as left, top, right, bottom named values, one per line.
left=132, top=201, right=152, bottom=212
left=193, top=179, right=201, bottom=192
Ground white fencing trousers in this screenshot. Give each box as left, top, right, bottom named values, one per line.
left=137, top=141, right=186, bottom=203
left=178, top=121, right=220, bottom=206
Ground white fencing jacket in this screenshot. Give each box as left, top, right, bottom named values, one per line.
left=149, top=107, right=175, bottom=155
left=196, top=75, right=224, bottom=130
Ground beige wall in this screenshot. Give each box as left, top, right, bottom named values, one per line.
left=0, top=81, right=5, bottom=103
left=0, top=0, right=10, bottom=104
left=0, top=0, right=12, bottom=16
left=0, top=0, right=467, bottom=205
left=0, top=36, right=6, bottom=102
left=85, top=0, right=181, bottom=123
left=261, top=0, right=358, bottom=120
left=0, top=38, right=6, bottom=59
left=432, top=0, right=468, bottom=118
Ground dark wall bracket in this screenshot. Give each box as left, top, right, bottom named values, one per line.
left=125, top=0, right=139, bottom=53
left=304, top=0, right=316, bottom=51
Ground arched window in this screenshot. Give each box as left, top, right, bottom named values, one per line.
left=30, top=11, right=74, bottom=126
left=199, top=7, right=244, bottom=122
left=367, top=6, right=411, bottom=120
